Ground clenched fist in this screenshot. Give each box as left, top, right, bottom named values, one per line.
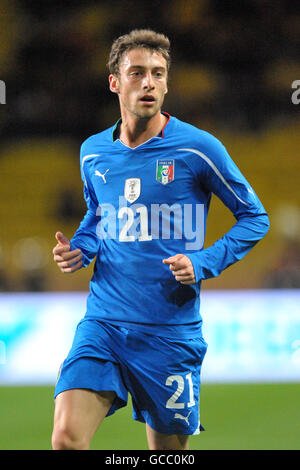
left=53, top=232, right=83, bottom=274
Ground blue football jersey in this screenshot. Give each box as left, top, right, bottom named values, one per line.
left=70, top=113, right=269, bottom=338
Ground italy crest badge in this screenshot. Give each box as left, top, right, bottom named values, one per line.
left=156, top=160, right=175, bottom=185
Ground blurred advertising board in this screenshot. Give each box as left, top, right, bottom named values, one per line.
left=0, top=290, right=299, bottom=384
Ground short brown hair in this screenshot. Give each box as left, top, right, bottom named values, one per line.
left=108, top=29, right=171, bottom=76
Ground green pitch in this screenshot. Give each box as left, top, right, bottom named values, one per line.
left=0, top=383, right=299, bottom=450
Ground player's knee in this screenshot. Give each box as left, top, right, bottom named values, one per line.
left=148, top=433, right=189, bottom=451
left=150, top=442, right=189, bottom=451
left=52, top=425, right=89, bottom=450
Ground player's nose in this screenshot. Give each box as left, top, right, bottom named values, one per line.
left=142, top=71, right=155, bottom=89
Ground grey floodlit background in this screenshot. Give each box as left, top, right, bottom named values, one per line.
left=0, top=0, right=299, bottom=450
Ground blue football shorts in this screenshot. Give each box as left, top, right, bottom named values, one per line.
left=54, top=319, right=207, bottom=435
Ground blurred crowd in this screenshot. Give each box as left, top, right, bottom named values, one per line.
left=1, top=0, right=300, bottom=139
left=0, top=0, right=299, bottom=291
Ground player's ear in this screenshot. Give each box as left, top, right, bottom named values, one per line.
left=164, top=76, right=168, bottom=95
left=109, top=74, right=120, bottom=94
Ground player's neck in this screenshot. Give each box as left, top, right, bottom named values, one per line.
left=119, top=111, right=167, bottom=148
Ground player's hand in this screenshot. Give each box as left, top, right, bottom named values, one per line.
left=53, top=232, right=83, bottom=273
left=162, top=254, right=196, bottom=285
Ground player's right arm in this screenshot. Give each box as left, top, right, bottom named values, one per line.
left=53, top=142, right=102, bottom=273
left=53, top=200, right=101, bottom=272
left=69, top=142, right=102, bottom=266
left=53, top=232, right=84, bottom=273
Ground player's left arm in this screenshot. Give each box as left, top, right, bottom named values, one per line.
left=165, top=134, right=270, bottom=284
left=162, top=254, right=195, bottom=285
left=189, top=136, right=269, bottom=282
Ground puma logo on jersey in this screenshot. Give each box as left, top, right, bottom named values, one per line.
left=174, top=411, right=192, bottom=425
left=95, top=169, right=109, bottom=183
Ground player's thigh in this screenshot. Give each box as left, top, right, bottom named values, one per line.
left=53, top=388, right=116, bottom=443
left=146, top=423, right=189, bottom=450
left=127, top=333, right=207, bottom=436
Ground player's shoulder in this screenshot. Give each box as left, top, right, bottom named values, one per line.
left=172, top=116, right=225, bottom=151
left=80, top=125, right=115, bottom=159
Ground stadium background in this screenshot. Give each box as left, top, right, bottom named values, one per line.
left=0, top=0, right=299, bottom=449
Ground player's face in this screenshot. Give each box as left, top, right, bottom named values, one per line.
left=110, top=48, right=168, bottom=120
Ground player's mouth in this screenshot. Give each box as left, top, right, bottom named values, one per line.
left=140, top=95, right=156, bottom=106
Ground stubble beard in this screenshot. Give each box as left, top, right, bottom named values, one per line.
left=129, top=97, right=164, bottom=121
